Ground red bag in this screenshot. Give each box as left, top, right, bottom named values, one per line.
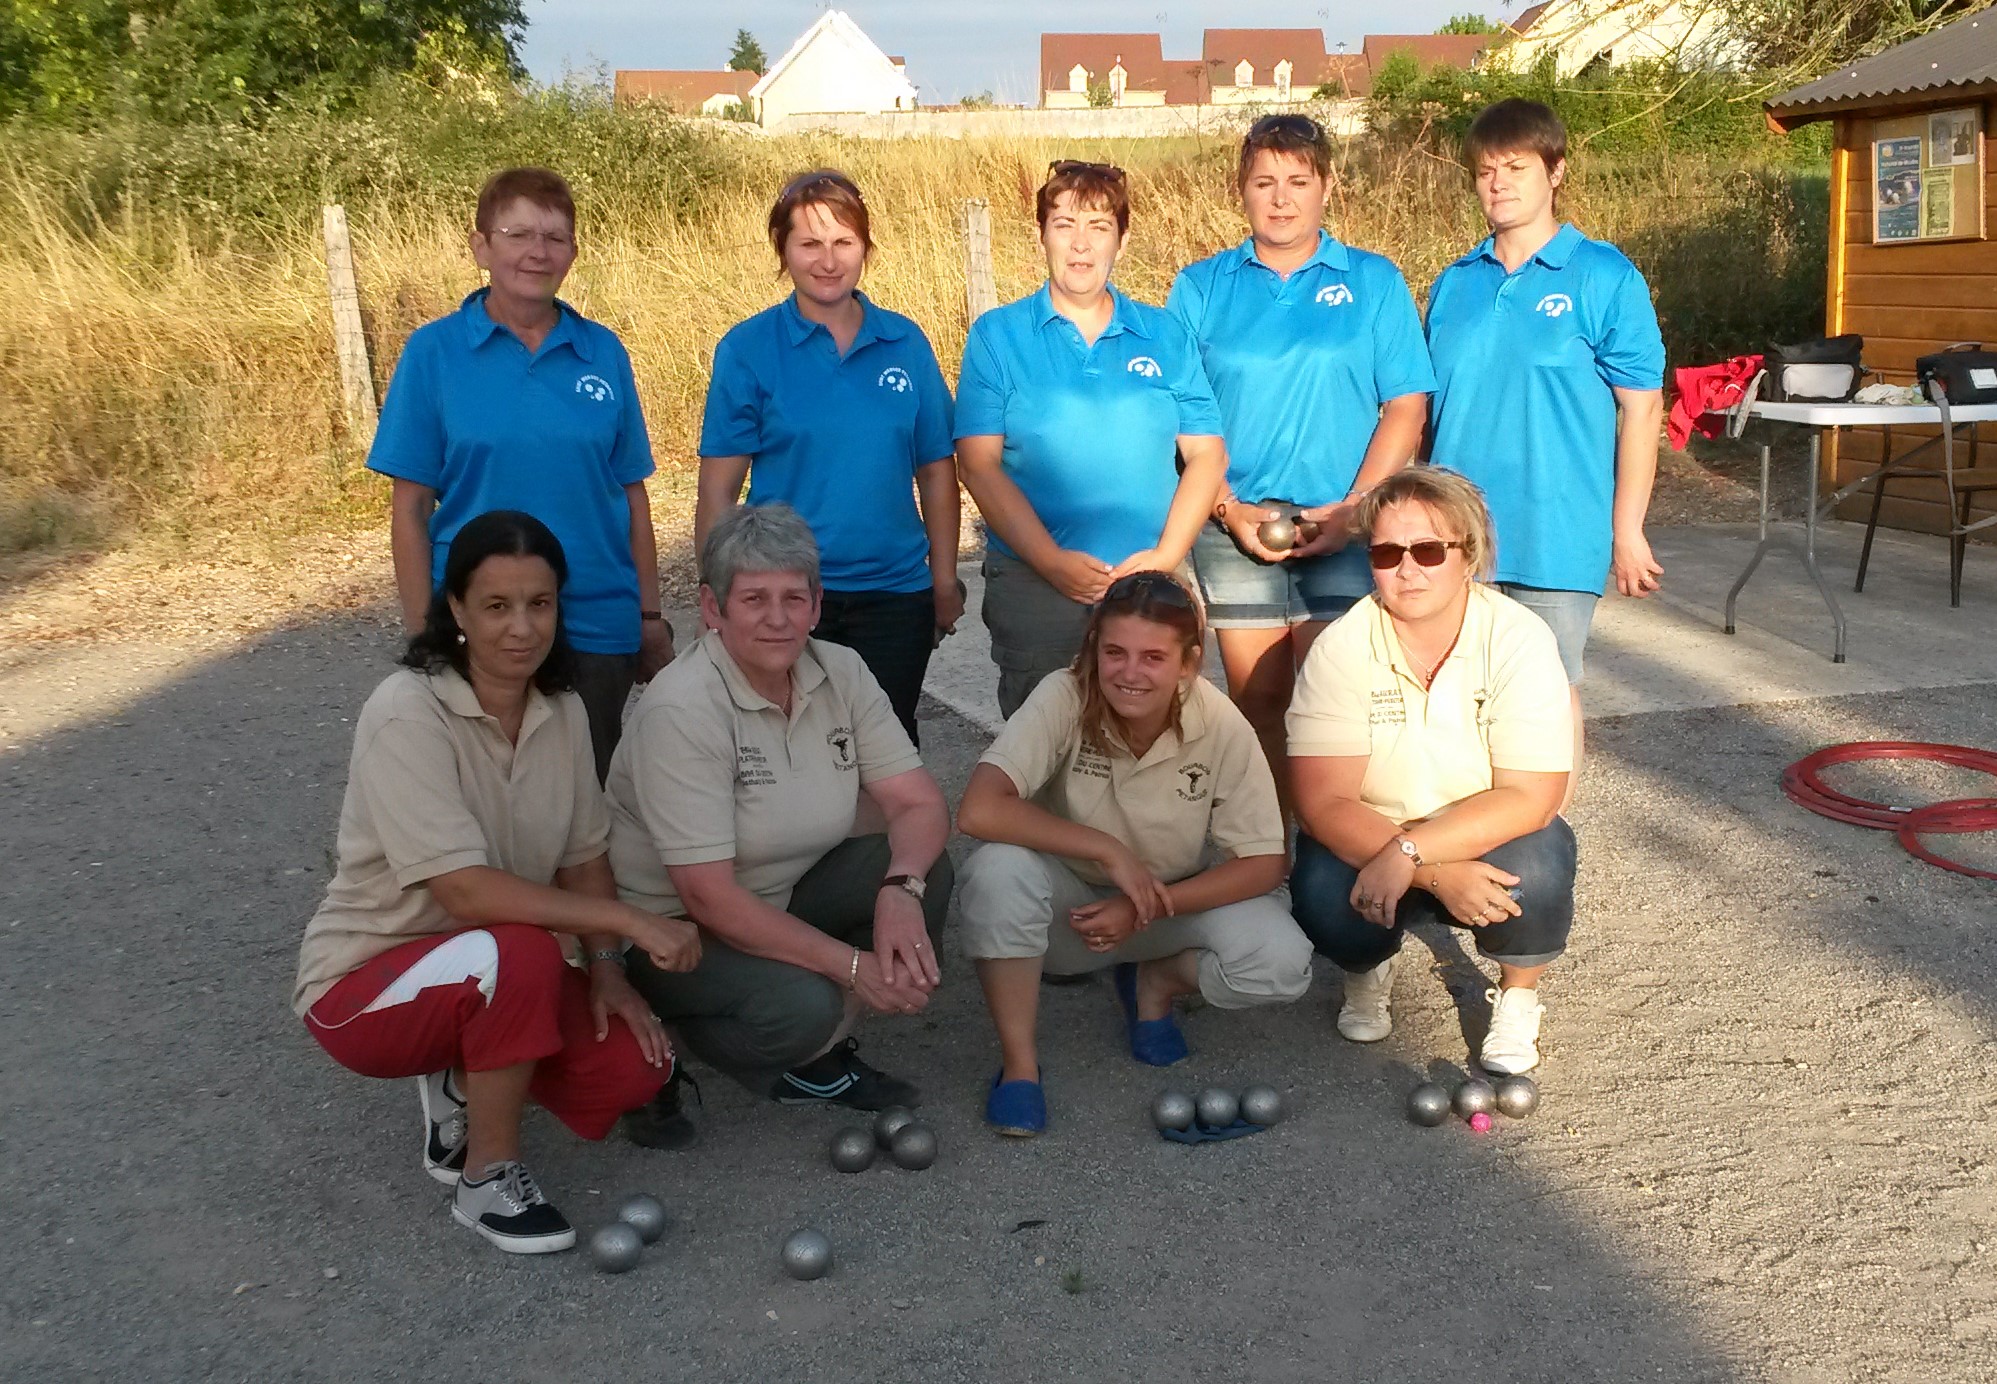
left=1668, top=355, right=1763, bottom=450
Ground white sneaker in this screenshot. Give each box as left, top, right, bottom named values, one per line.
left=1481, top=986, right=1544, bottom=1075
left=1336, top=956, right=1396, bottom=1042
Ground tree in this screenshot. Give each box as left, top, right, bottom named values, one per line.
left=1718, top=0, right=1980, bottom=80
left=726, top=28, right=764, bottom=74
left=1086, top=75, right=1113, bottom=108
left=0, top=0, right=527, bottom=120
left=1436, top=13, right=1505, bottom=34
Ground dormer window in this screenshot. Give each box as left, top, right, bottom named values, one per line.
left=1069, top=63, right=1088, bottom=93
left=1234, top=59, right=1254, bottom=86
left=1275, top=59, right=1292, bottom=98
left=1109, top=62, right=1127, bottom=101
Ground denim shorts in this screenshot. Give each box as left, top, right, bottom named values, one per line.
left=1496, top=584, right=1597, bottom=684
left=1193, top=521, right=1368, bottom=630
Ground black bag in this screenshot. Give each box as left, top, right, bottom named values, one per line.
left=1766, top=334, right=1865, bottom=403
left=1916, top=342, right=1997, bottom=406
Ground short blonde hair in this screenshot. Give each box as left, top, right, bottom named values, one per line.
left=1353, top=468, right=1498, bottom=581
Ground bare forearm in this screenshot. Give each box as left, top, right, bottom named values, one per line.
left=1401, top=787, right=1562, bottom=864
left=694, top=456, right=751, bottom=558
left=389, top=501, right=434, bottom=633
left=1157, top=439, right=1228, bottom=566
left=625, top=482, right=662, bottom=615
left=959, top=789, right=1123, bottom=871
left=881, top=798, right=950, bottom=879
left=677, top=878, right=851, bottom=978
left=555, top=856, right=624, bottom=957
left=1612, top=390, right=1664, bottom=534
left=958, top=445, right=1061, bottom=569
left=1164, top=853, right=1286, bottom=915
left=427, top=863, right=640, bottom=941
left=1351, top=394, right=1427, bottom=493
left=915, top=459, right=962, bottom=586
left=1299, top=796, right=1405, bottom=868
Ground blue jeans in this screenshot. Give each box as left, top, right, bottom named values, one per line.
left=1193, top=519, right=1367, bottom=629
left=1290, top=819, right=1577, bottom=971
left=1495, top=584, right=1596, bottom=684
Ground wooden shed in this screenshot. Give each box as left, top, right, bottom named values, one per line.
left=1765, top=10, right=1997, bottom=533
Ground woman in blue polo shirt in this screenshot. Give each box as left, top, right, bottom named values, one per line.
left=1168, top=114, right=1434, bottom=811
left=370, top=166, right=672, bottom=782
left=697, top=169, right=960, bottom=743
left=956, top=160, right=1229, bottom=718
left=1425, top=100, right=1666, bottom=794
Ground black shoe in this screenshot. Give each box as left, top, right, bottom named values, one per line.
left=771, top=1036, right=920, bottom=1111
left=623, top=1068, right=701, bottom=1151
left=450, top=1160, right=575, bottom=1254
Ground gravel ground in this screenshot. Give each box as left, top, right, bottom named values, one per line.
left=3, top=478, right=1995, bottom=1382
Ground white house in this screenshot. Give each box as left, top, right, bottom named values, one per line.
left=1491, top=0, right=1744, bottom=78
left=751, top=11, right=919, bottom=128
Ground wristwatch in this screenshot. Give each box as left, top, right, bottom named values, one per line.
left=1395, top=835, right=1425, bottom=867
left=881, top=873, right=926, bottom=901
left=588, top=947, right=626, bottom=968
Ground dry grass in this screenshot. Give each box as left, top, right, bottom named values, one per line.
left=2, top=124, right=1826, bottom=563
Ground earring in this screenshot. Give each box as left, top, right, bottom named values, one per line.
left=456, top=633, right=467, bottom=645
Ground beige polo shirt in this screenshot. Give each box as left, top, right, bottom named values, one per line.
left=292, top=669, right=609, bottom=1015
left=1287, top=585, right=1573, bottom=825
left=980, top=671, right=1285, bottom=885
left=606, top=632, right=923, bottom=916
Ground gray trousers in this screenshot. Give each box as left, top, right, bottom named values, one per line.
left=625, top=834, right=953, bottom=1087
left=570, top=651, right=639, bottom=783
left=957, top=843, right=1313, bottom=1010
left=981, top=551, right=1091, bottom=720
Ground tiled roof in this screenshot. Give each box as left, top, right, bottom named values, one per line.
left=1201, top=28, right=1330, bottom=84
left=1361, top=32, right=1497, bottom=72
left=613, top=69, right=757, bottom=110
left=1039, top=32, right=1170, bottom=92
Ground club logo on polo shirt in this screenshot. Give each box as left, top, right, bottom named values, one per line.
left=1314, top=284, right=1354, bottom=307
left=826, top=727, right=857, bottom=769
left=575, top=373, right=615, bottom=403
left=1174, top=762, right=1213, bottom=802
left=1534, top=293, right=1574, bottom=319
left=877, top=366, right=913, bottom=393
left=1126, top=356, right=1163, bottom=378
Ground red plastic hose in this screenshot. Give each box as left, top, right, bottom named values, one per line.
left=1898, top=798, right=1997, bottom=881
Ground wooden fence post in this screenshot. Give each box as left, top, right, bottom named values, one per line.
left=962, top=198, right=997, bottom=325
left=322, top=204, right=378, bottom=441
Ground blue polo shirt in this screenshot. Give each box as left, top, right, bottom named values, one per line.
left=700, top=294, right=954, bottom=594
left=1169, top=231, right=1435, bottom=594
left=955, top=284, right=1222, bottom=566
left=367, top=289, right=654, bottom=654
left=1425, top=223, right=1665, bottom=594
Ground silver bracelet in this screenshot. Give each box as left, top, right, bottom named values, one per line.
left=848, top=947, right=861, bottom=989
left=589, top=948, right=625, bottom=968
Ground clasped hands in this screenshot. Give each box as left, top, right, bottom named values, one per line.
left=1070, top=844, right=1174, bottom=954
left=853, top=886, right=941, bottom=1017
left=1349, top=841, right=1522, bottom=930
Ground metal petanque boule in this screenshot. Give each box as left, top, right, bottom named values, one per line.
left=1238, top=1084, right=1284, bottom=1127
left=1258, top=518, right=1297, bottom=552
left=1494, top=1076, right=1540, bottom=1119
left=1406, top=1083, right=1451, bottom=1126
left=873, top=1105, right=916, bottom=1149
left=614, top=1193, right=667, bottom=1245
left=1151, top=1089, right=1196, bottom=1132
left=1194, top=1087, right=1239, bottom=1129
left=1453, top=1078, right=1498, bottom=1119
left=889, top=1122, right=938, bottom=1170
left=780, top=1228, right=834, bottom=1281
left=589, top=1222, right=644, bottom=1274
left=829, top=1126, right=876, bottom=1173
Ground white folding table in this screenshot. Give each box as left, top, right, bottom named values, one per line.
left=1724, top=397, right=1997, bottom=662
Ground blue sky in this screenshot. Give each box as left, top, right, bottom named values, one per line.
left=519, top=1, right=1502, bottom=105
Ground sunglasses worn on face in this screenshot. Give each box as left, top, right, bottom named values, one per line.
left=1103, top=570, right=1194, bottom=607
left=1049, top=159, right=1127, bottom=182
left=1368, top=540, right=1467, bottom=570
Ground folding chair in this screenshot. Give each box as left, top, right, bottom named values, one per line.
left=1854, top=375, right=1997, bottom=607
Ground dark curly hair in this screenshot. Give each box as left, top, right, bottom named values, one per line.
left=401, top=510, right=579, bottom=694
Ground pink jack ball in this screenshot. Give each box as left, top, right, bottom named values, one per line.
left=1468, top=1111, right=1494, bottom=1133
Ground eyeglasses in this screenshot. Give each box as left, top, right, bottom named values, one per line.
left=491, top=227, right=575, bottom=251
left=1102, top=570, right=1195, bottom=607
left=1248, top=113, right=1323, bottom=142
left=1368, top=540, right=1468, bottom=570
left=1048, top=159, right=1127, bottom=183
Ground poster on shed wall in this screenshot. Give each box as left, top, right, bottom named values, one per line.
left=1870, top=105, right=1982, bottom=244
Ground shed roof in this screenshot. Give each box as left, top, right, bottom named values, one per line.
left=1766, top=8, right=1997, bottom=128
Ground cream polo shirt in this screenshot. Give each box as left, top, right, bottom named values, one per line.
left=1287, top=585, right=1573, bottom=825
left=293, top=668, right=609, bottom=1015
left=981, top=671, right=1285, bottom=886
left=606, top=631, right=923, bottom=916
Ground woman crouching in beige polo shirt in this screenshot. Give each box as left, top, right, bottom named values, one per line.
left=957, top=571, right=1313, bottom=1137
left=1287, top=467, right=1576, bottom=1077
left=295, top=511, right=701, bottom=1255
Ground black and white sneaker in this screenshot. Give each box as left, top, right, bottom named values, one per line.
left=450, top=1161, right=576, bottom=1254
left=416, top=1070, right=467, bottom=1185
left=771, top=1037, right=920, bottom=1111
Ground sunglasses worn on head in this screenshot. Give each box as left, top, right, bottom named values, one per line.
left=1249, top=113, right=1323, bottom=142
left=1103, top=570, right=1194, bottom=607
left=1368, top=540, right=1467, bottom=570
left=1049, top=159, right=1127, bottom=182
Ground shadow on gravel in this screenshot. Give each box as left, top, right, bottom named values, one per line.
left=0, top=614, right=1761, bottom=1383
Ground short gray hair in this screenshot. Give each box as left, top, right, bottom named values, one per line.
left=701, top=503, right=821, bottom=604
